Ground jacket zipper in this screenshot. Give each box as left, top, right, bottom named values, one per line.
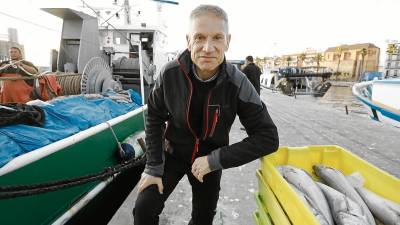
left=202, top=89, right=214, bottom=140
left=178, top=60, right=200, bottom=163
left=208, top=108, right=219, bottom=138
left=191, top=138, right=199, bottom=163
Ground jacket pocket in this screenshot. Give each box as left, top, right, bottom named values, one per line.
left=208, top=105, right=220, bottom=138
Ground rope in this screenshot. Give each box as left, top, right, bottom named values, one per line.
left=0, top=72, right=83, bottom=95
left=0, top=72, right=79, bottom=81
left=55, top=73, right=82, bottom=95
left=106, top=121, right=125, bottom=158
left=0, top=155, right=146, bottom=199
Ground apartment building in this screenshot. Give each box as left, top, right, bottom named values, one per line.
left=385, top=42, right=400, bottom=78
left=323, top=43, right=380, bottom=80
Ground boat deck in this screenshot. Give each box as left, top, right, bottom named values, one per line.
left=109, top=87, right=400, bottom=225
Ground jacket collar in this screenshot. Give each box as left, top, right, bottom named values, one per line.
left=177, top=49, right=228, bottom=86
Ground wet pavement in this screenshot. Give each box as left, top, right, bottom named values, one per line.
left=109, top=85, right=400, bottom=225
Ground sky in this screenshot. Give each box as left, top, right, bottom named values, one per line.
left=0, top=0, right=399, bottom=67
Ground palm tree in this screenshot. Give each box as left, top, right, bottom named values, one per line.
left=387, top=43, right=398, bottom=54
left=358, top=48, right=367, bottom=81
left=335, top=46, right=343, bottom=80
left=313, top=53, right=323, bottom=73
left=255, top=56, right=262, bottom=68
left=285, top=56, right=292, bottom=67
left=298, top=53, right=306, bottom=68
left=273, top=57, right=280, bottom=68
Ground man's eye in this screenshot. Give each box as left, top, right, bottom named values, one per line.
left=195, top=36, right=204, bottom=41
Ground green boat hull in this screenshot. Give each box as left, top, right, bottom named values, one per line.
left=0, top=109, right=146, bottom=225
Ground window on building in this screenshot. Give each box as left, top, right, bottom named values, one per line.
left=394, top=70, right=398, bottom=76
left=344, top=52, right=351, bottom=60
left=333, top=54, right=340, bottom=61
left=113, top=31, right=127, bottom=45
left=387, top=63, right=391, bottom=69
left=396, top=62, right=399, bottom=69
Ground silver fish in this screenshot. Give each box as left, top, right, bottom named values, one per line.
left=278, top=165, right=334, bottom=225
left=346, top=173, right=400, bottom=225
left=318, top=182, right=369, bottom=225
left=313, top=165, right=376, bottom=225
left=288, top=183, right=330, bottom=225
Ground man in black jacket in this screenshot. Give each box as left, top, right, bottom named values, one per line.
left=242, top=55, right=262, bottom=95
left=134, top=5, right=279, bottom=225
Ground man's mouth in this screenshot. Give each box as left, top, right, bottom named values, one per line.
left=199, top=56, right=216, bottom=59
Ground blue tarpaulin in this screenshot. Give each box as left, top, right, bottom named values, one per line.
left=361, top=72, right=384, bottom=81
left=0, top=90, right=142, bottom=167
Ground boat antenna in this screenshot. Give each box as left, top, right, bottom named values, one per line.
left=80, top=0, right=134, bottom=50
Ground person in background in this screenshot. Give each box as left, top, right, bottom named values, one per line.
left=242, top=55, right=261, bottom=95
left=0, top=47, right=38, bottom=76
left=0, top=47, right=39, bottom=103
left=133, top=5, right=279, bottom=225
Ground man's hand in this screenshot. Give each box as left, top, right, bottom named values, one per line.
left=137, top=173, right=163, bottom=194
left=191, top=156, right=211, bottom=182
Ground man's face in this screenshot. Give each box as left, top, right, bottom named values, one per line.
left=186, top=14, right=231, bottom=76
left=9, top=48, right=22, bottom=60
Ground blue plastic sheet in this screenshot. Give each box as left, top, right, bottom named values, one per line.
left=0, top=90, right=142, bottom=167
left=361, top=72, right=384, bottom=81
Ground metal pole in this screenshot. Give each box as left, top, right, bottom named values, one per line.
left=138, top=41, right=147, bottom=129
left=138, top=41, right=145, bottom=106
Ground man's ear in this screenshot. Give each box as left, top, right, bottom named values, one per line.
left=186, top=34, right=190, bottom=49
left=225, top=34, right=231, bottom=51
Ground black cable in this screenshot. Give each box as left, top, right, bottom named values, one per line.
left=0, top=156, right=146, bottom=199
left=80, top=0, right=132, bottom=46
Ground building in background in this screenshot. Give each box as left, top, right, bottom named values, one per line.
left=384, top=42, right=399, bottom=78
left=279, top=48, right=323, bottom=68
left=258, top=48, right=325, bottom=74
left=323, top=43, right=380, bottom=80
left=257, top=56, right=278, bottom=71
left=0, top=28, right=24, bottom=61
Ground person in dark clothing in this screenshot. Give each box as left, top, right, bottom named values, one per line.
left=242, top=55, right=262, bottom=95
left=133, top=5, right=279, bottom=225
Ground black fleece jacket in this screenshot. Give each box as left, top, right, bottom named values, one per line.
left=144, top=50, right=279, bottom=177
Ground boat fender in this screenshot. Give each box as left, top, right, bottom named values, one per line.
left=117, top=133, right=145, bottom=161
left=119, top=143, right=136, bottom=161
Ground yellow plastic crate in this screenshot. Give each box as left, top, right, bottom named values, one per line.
left=260, top=145, right=400, bottom=225
left=255, top=192, right=274, bottom=225
left=253, top=212, right=262, bottom=225
left=256, top=170, right=291, bottom=225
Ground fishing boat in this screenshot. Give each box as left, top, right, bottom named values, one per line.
left=262, top=66, right=333, bottom=97
left=352, top=78, right=400, bottom=127
left=260, top=67, right=279, bottom=90
left=0, top=96, right=147, bottom=225
left=0, top=2, right=176, bottom=223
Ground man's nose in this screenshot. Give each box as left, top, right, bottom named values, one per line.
left=202, top=38, right=215, bottom=52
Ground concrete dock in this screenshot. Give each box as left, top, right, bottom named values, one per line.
left=109, top=86, right=400, bottom=225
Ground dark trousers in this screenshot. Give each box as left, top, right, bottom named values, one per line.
left=133, top=154, right=222, bottom=225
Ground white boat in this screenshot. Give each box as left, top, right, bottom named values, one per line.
left=352, top=78, right=400, bottom=127
left=261, top=66, right=332, bottom=97
left=260, top=67, right=279, bottom=89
